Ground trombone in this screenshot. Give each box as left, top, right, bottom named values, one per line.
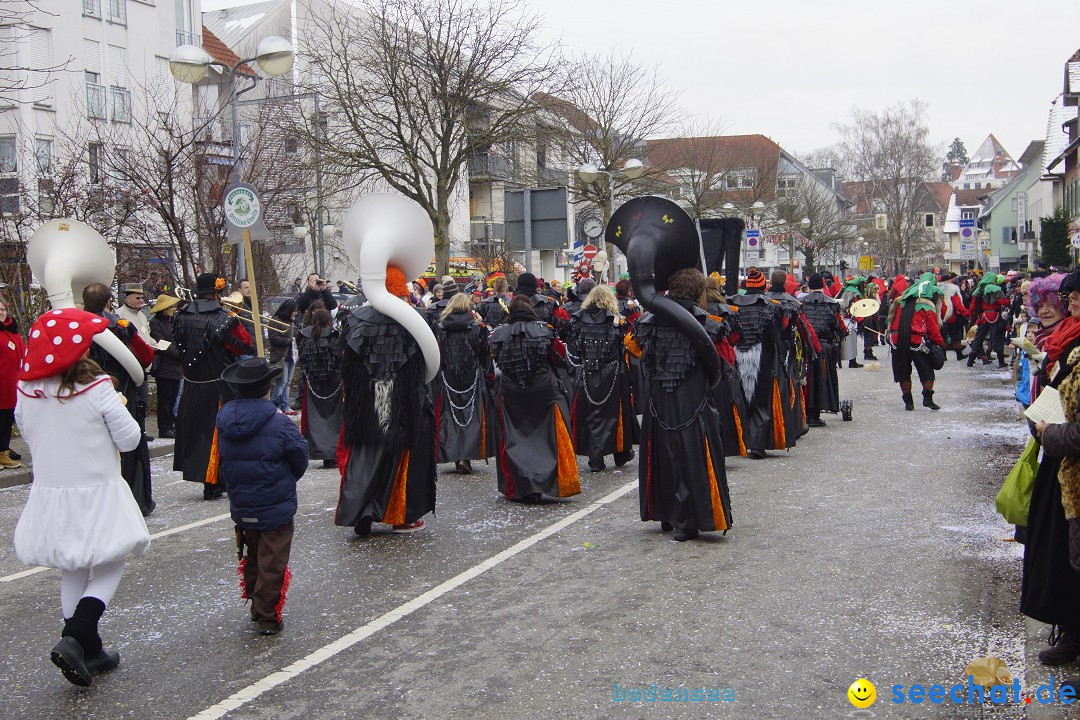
left=221, top=291, right=292, bottom=332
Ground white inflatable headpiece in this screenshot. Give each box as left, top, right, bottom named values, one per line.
left=27, top=219, right=145, bottom=384
left=342, top=193, right=440, bottom=382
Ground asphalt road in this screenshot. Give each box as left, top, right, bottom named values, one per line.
left=0, top=353, right=1057, bottom=719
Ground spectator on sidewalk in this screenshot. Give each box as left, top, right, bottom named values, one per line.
left=0, top=297, right=24, bottom=468
left=148, top=294, right=183, bottom=439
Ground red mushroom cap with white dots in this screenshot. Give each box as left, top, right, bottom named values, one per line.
left=18, top=308, right=111, bottom=381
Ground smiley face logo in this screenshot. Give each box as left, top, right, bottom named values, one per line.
left=848, top=678, right=876, bottom=708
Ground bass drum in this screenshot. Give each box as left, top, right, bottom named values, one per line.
left=840, top=319, right=859, bottom=361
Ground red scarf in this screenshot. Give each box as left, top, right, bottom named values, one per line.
left=1043, top=316, right=1080, bottom=367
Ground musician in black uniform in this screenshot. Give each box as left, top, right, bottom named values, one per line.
left=172, top=273, right=252, bottom=499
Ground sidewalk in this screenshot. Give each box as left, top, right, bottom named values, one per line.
left=0, top=413, right=174, bottom=489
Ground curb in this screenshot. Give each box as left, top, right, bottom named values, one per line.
left=0, top=441, right=175, bottom=490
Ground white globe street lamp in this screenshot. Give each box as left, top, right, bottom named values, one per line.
left=576, top=159, right=645, bottom=281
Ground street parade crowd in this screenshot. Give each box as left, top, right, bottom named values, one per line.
left=2, top=199, right=1079, bottom=689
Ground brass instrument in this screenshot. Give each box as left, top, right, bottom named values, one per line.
left=340, top=280, right=360, bottom=294
left=172, top=286, right=196, bottom=302
left=221, top=291, right=292, bottom=332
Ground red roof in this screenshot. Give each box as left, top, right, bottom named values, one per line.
left=201, top=25, right=255, bottom=76
left=645, top=135, right=782, bottom=201
left=1069, top=47, right=1080, bottom=63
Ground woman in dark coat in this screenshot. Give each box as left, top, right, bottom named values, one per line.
left=148, top=295, right=183, bottom=439
left=489, top=296, right=580, bottom=503
left=567, top=285, right=638, bottom=472
left=1025, top=269, right=1080, bottom=665
left=435, top=293, right=494, bottom=474
left=297, top=309, right=342, bottom=468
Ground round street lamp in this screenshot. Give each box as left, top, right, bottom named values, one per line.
left=168, top=44, right=213, bottom=84
left=576, top=159, right=645, bottom=281
left=254, top=36, right=295, bottom=77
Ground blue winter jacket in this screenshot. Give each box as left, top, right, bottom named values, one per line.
left=217, top=398, right=309, bottom=530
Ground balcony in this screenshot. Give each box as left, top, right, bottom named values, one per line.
left=538, top=167, right=570, bottom=186
left=193, top=117, right=236, bottom=165
left=468, top=154, right=513, bottom=182
left=176, top=30, right=201, bottom=48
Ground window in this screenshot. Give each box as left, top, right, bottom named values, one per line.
left=974, top=182, right=981, bottom=189
left=83, top=0, right=101, bottom=18
left=107, top=0, right=126, bottom=25
left=37, top=178, right=53, bottom=217
left=0, top=177, right=18, bottom=215
left=284, top=136, right=298, bottom=155
left=35, top=138, right=51, bottom=174
left=923, top=212, right=935, bottom=228
left=725, top=170, right=756, bottom=189
left=776, top=176, right=799, bottom=198
left=88, top=142, right=102, bottom=184
left=110, top=86, right=131, bottom=123
left=961, top=210, right=975, bottom=220
left=86, top=72, right=106, bottom=120
left=963, top=183, right=970, bottom=189
left=0, top=136, right=16, bottom=174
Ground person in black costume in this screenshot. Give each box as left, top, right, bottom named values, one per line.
left=489, top=296, right=580, bottom=503
left=801, top=274, right=844, bottom=426
left=172, top=273, right=252, bottom=499
left=729, top=268, right=784, bottom=459
left=611, top=196, right=732, bottom=543
left=297, top=309, right=342, bottom=468
left=82, top=283, right=156, bottom=516
left=567, top=285, right=638, bottom=473
left=435, top=293, right=494, bottom=474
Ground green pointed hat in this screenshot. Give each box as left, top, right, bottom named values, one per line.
left=901, top=275, right=942, bottom=302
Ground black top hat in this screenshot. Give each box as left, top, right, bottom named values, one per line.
left=220, top=358, right=282, bottom=394
left=195, top=272, right=223, bottom=297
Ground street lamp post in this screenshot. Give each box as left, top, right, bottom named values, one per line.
left=169, top=35, right=295, bottom=279
left=293, top=206, right=335, bottom=277
left=578, top=159, right=644, bottom=281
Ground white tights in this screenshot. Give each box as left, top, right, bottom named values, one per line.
left=59, top=560, right=125, bottom=618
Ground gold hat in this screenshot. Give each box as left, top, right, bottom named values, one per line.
left=150, top=293, right=182, bottom=314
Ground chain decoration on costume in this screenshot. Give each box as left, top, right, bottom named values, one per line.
left=648, top=394, right=708, bottom=431
left=581, top=365, right=619, bottom=406
left=441, top=369, right=479, bottom=428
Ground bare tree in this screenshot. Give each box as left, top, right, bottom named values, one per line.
left=642, top=117, right=737, bottom=220
left=834, top=101, right=941, bottom=273
left=774, top=176, right=855, bottom=274
left=293, top=0, right=562, bottom=276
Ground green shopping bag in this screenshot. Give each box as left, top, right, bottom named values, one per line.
left=996, top=438, right=1039, bottom=526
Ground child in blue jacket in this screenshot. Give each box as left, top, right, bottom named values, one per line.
left=218, top=358, right=308, bottom=635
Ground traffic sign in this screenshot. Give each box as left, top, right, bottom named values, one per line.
left=746, top=229, right=760, bottom=248
left=582, top=243, right=598, bottom=260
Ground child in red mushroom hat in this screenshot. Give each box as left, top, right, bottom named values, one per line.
left=13, top=308, right=149, bottom=687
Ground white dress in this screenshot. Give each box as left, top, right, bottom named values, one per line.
left=13, top=376, right=150, bottom=571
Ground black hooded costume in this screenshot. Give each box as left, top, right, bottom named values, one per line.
left=729, top=274, right=785, bottom=454
left=612, top=197, right=732, bottom=539
left=297, top=325, right=342, bottom=461
left=435, top=309, right=495, bottom=464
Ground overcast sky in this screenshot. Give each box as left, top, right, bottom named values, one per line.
left=204, top=0, right=1080, bottom=162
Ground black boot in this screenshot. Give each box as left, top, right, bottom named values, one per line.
left=1039, top=627, right=1080, bottom=665
left=52, top=597, right=108, bottom=686
left=922, top=390, right=940, bottom=411
left=848, top=359, right=863, bottom=368
left=902, top=394, right=914, bottom=411
left=956, top=350, right=967, bottom=360
left=864, top=350, right=878, bottom=361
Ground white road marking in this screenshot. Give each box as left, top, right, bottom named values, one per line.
left=188, top=480, right=639, bottom=720
left=164, top=480, right=187, bottom=486
left=0, top=513, right=232, bottom=583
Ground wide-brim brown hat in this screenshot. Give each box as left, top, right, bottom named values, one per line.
left=150, top=294, right=182, bottom=314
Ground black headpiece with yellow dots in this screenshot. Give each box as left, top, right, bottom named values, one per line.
left=606, top=195, right=720, bottom=388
